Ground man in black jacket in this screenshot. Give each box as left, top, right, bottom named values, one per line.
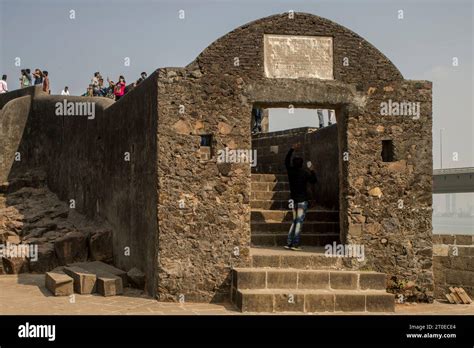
left=285, top=143, right=317, bottom=250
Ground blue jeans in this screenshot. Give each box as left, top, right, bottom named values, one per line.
left=287, top=201, right=308, bottom=246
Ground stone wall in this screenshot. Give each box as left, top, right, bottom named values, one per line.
left=307, top=124, right=339, bottom=210
left=345, top=81, right=433, bottom=301
left=195, top=13, right=403, bottom=88
left=156, top=67, right=251, bottom=302
left=433, top=234, right=474, bottom=299
left=251, top=125, right=339, bottom=210
left=154, top=12, right=432, bottom=302
left=251, top=127, right=315, bottom=174
left=1, top=76, right=159, bottom=295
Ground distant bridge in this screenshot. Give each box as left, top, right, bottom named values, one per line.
left=433, top=167, right=474, bottom=194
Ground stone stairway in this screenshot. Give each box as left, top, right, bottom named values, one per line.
left=236, top=173, right=395, bottom=313
left=231, top=247, right=395, bottom=313
left=250, top=173, right=340, bottom=247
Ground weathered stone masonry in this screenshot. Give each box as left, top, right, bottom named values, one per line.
left=0, top=12, right=433, bottom=302
left=156, top=13, right=433, bottom=301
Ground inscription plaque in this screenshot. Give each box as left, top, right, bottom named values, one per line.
left=264, top=34, right=334, bottom=79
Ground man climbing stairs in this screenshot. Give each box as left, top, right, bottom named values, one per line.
left=250, top=173, right=340, bottom=247
left=230, top=173, right=395, bottom=313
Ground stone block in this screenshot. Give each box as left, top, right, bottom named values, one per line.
left=280, top=255, right=312, bottom=269
left=297, top=271, right=329, bottom=289
left=88, top=229, right=113, bottom=262
left=359, top=272, right=386, bottom=290
left=432, top=244, right=449, bottom=256
left=232, top=269, right=266, bottom=289
left=305, top=293, right=335, bottom=312
left=69, top=261, right=128, bottom=287
left=63, top=266, right=97, bottom=294
left=274, top=293, right=304, bottom=312
left=335, top=293, right=365, bottom=312
left=446, top=270, right=474, bottom=286
left=366, top=293, right=395, bottom=312
left=2, top=256, right=29, bottom=274
left=96, top=271, right=123, bottom=296
left=266, top=271, right=297, bottom=289
left=29, top=242, right=58, bottom=273
left=456, top=235, right=473, bottom=245
left=45, top=270, right=73, bottom=296
left=330, top=272, right=358, bottom=289
left=251, top=255, right=279, bottom=268
left=239, top=291, right=273, bottom=312
left=440, top=235, right=455, bottom=245
left=54, top=231, right=88, bottom=265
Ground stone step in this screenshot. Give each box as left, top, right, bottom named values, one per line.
left=251, top=209, right=339, bottom=223
left=251, top=191, right=291, bottom=201
left=251, top=233, right=339, bottom=247
left=45, top=270, right=74, bottom=296
left=250, top=200, right=288, bottom=210
left=250, top=247, right=362, bottom=270
left=251, top=174, right=288, bottom=183
left=67, top=261, right=128, bottom=287
left=63, top=266, right=97, bottom=294
left=233, top=288, right=395, bottom=313
left=232, top=268, right=387, bottom=291
left=252, top=221, right=339, bottom=233
left=251, top=182, right=289, bottom=192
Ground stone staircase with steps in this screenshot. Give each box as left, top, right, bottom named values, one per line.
left=235, top=173, right=395, bottom=313
left=251, top=173, right=340, bottom=247
left=231, top=247, right=395, bottom=313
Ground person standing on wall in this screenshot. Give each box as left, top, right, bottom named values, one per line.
left=0, top=75, right=8, bottom=93
left=251, top=106, right=262, bottom=134
left=284, top=143, right=317, bottom=251
left=317, top=109, right=324, bottom=128
left=33, top=69, right=43, bottom=85
left=114, top=75, right=126, bottom=101
left=42, top=71, right=50, bottom=94
left=19, top=70, right=26, bottom=88
left=25, top=69, right=32, bottom=87
left=136, top=71, right=147, bottom=85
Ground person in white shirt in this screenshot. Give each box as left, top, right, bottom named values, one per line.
left=0, top=75, right=8, bottom=93
left=61, top=86, right=70, bottom=96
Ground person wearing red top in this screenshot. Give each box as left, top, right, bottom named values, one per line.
left=114, top=75, right=126, bottom=101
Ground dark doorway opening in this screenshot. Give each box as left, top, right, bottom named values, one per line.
left=250, top=106, right=341, bottom=248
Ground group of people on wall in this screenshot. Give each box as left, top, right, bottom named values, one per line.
left=0, top=69, right=50, bottom=94
left=81, top=71, right=148, bottom=101
left=0, top=69, right=148, bottom=102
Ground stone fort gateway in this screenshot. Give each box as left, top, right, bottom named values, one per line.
left=0, top=13, right=436, bottom=312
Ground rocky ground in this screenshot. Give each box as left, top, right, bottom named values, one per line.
left=0, top=168, right=113, bottom=274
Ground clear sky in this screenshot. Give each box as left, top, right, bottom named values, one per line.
left=1, top=0, right=472, bottom=169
